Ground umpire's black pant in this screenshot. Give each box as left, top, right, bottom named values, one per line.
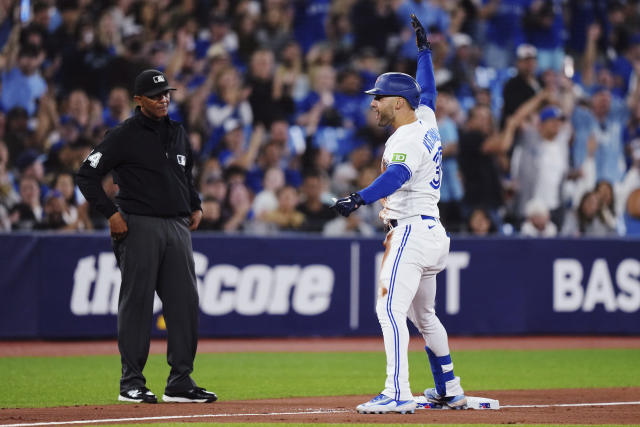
left=113, top=213, right=199, bottom=394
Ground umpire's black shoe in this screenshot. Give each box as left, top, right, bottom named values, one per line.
left=162, top=387, right=218, bottom=403
left=118, top=386, right=158, bottom=403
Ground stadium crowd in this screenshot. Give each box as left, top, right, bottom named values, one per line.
left=1, top=0, right=640, bottom=237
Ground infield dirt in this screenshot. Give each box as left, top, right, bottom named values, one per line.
left=2, top=388, right=639, bottom=425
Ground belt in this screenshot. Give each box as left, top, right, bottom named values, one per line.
left=388, top=215, right=437, bottom=229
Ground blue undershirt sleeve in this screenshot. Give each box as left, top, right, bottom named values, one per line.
left=416, top=49, right=436, bottom=111
left=358, top=164, right=411, bottom=205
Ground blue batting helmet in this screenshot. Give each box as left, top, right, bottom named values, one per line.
left=364, top=72, right=421, bottom=109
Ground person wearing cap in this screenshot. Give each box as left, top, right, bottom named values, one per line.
left=76, top=69, right=216, bottom=404
left=500, top=44, right=540, bottom=127
left=506, top=90, right=571, bottom=228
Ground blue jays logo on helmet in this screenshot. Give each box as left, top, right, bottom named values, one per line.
left=364, top=72, right=421, bottom=109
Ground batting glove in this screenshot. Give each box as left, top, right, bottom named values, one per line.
left=331, top=193, right=365, bottom=217
left=411, top=14, right=431, bottom=51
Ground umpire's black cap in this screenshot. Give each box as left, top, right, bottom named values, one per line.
left=134, top=69, right=176, bottom=97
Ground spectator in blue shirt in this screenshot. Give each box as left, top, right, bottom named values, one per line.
left=102, top=87, right=131, bottom=128
left=295, top=64, right=346, bottom=136
left=481, top=0, right=528, bottom=69
left=202, top=65, right=253, bottom=158
left=334, top=68, right=368, bottom=131
left=566, top=0, right=607, bottom=55
left=589, top=87, right=628, bottom=184
left=521, top=0, right=566, bottom=72
left=0, top=44, right=47, bottom=117
left=245, top=122, right=303, bottom=195
left=195, top=14, right=238, bottom=62
left=294, top=0, right=331, bottom=54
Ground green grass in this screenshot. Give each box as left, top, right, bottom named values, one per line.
left=1, top=349, right=639, bottom=408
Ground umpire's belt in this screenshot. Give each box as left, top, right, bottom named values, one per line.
left=388, top=215, right=437, bottom=230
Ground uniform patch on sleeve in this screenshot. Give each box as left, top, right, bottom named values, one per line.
left=391, top=153, right=407, bottom=162
left=86, top=151, right=102, bottom=168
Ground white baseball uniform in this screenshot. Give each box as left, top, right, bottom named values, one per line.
left=377, top=104, right=464, bottom=401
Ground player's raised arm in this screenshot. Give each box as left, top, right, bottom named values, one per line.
left=411, top=14, right=436, bottom=111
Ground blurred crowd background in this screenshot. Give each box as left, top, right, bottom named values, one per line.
left=1, top=0, right=640, bottom=237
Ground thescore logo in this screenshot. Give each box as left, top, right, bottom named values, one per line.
left=70, top=252, right=334, bottom=316
left=554, top=258, right=640, bottom=312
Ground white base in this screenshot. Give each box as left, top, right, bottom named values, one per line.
left=415, top=395, right=500, bottom=410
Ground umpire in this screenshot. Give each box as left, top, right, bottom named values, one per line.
left=77, top=69, right=217, bottom=404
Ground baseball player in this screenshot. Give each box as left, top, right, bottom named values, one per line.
left=331, top=15, right=466, bottom=414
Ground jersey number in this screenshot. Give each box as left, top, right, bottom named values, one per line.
left=429, top=146, right=442, bottom=190
left=86, top=152, right=102, bottom=168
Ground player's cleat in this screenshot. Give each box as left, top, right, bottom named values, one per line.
left=162, top=387, right=218, bottom=403
left=118, top=386, right=157, bottom=403
left=356, top=393, right=417, bottom=414
left=424, top=388, right=467, bottom=409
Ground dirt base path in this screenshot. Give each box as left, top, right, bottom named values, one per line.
left=2, top=388, right=639, bottom=425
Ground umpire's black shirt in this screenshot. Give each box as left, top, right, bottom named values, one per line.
left=77, top=107, right=201, bottom=219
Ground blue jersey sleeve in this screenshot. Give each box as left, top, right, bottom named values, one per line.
left=358, top=164, right=411, bottom=205
left=416, top=49, right=436, bottom=111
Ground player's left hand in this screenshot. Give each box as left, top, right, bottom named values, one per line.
left=330, top=193, right=365, bottom=217
left=410, top=14, right=430, bottom=51
left=189, top=209, right=203, bottom=231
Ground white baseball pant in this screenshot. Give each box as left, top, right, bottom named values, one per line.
left=376, top=217, right=463, bottom=401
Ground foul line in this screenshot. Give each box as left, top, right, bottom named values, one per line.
left=503, top=401, right=640, bottom=409
left=0, top=408, right=350, bottom=427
